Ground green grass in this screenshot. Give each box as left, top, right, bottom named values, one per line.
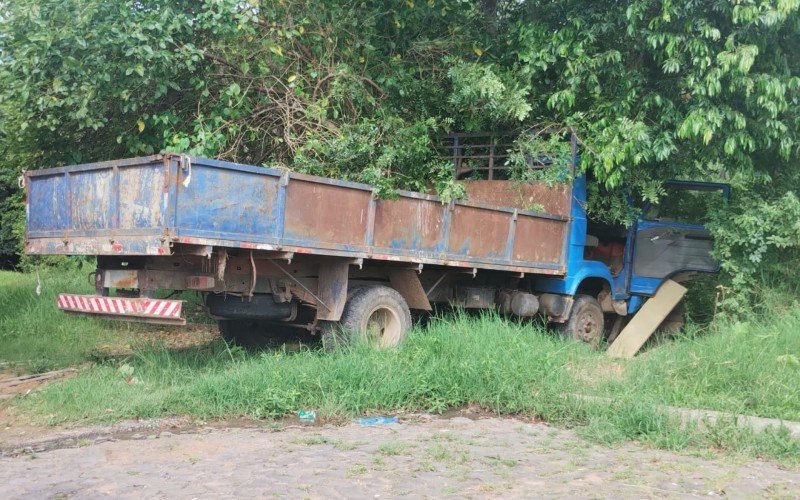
left=17, top=313, right=593, bottom=421
left=598, top=314, right=800, bottom=421
left=2, top=268, right=800, bottom=463
left=0, top=268, right=141, bottom=372
left=378, top=441, right=413, bottom=456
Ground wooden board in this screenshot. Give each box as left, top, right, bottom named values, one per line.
left=607, top=279, right=687, bottom=359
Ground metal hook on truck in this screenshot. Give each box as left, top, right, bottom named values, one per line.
left=22, top=132, right=729, bottom=351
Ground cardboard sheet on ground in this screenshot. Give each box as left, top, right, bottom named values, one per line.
left=607, top=279, right=687, bottom=359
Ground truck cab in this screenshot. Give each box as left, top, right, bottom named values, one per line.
left=446, top=132, right=729, bottom=345
left=535, top=175, right=729, bottom=325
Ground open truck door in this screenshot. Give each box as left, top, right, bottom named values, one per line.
left=608, top=181, right=730, bottom=358
left=629, top=181, right=730, bottom=295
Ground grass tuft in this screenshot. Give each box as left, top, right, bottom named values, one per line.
left=0, top=268, right=141, bottom=372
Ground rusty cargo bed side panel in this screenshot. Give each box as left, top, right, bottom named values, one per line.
left=25, top=155, right=571, bottom=276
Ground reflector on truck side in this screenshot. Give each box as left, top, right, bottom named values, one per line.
left=57, top=294, right=185, bottom=325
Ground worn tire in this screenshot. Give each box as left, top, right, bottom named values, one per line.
left=321, top=285, right=412, bottom=351
left=556, top=295, right=605, bottom=347
left=218, top=320, right=295, bottom=349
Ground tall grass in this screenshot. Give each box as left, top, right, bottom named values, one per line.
left=0, top=268, right=142, bottom=372
left=19, top=313, right=593, bottom=421
left=600, top=313, right=800, bottom=421
left=3, top=267, right=800, bottom=462
left=14, top=310, right=800, bottom=462
left=597, top=285, right=800, bottom=421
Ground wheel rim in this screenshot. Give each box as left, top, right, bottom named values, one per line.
left=576, top=310, right=602, bottom=344
left=364, top=306, right=403, bottom=347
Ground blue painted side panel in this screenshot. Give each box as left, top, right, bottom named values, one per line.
left=118, top=163, right=166, bottom=229
left=70, top=168, right=115, bottom=230
left=173, top=162, right=282, bottom=240
left=27, top=157, right=166, bottom=238
left=535, top=174, right=619, bottom=297
left=27, top=173, right=69, bottom=232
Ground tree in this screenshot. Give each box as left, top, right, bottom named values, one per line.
left=1, top=0, right=798, bottom=305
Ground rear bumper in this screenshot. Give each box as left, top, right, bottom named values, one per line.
left=57, top=294, right=185, bottom=325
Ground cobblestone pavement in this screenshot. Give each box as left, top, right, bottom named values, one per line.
left=1, top=416, right=798, bottom=498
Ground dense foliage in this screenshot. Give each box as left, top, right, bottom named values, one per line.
left=1, top=0, right=798, bottom=306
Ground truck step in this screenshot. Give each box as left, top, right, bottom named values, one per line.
left=57, top=294, right=186, bottom=326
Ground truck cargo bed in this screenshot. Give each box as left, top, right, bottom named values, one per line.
left=24, top=155, right=569, bottom=275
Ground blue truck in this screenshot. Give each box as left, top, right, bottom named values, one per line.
left=23, top=133, right=728, bottom=348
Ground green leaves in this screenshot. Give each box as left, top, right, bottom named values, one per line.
left=1, top=0, right=799, bottom=301
left=125, top=65, right=146, bottom=77
left=447, top=61, right=532, bottom=128
left=0, top=0, right=203, bottom=156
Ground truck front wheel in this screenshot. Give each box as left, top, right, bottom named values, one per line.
left=557, top=295, right=605, bottom=347
left=321, top=286, right=412, bottom=350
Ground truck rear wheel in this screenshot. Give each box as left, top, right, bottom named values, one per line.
left=321, top=286, right=412, bottom=350
left=557, top=295, right=605, bottom=347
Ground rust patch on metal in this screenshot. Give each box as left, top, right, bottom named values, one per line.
left=102, top=269, right=139, bottom=289
left=512, top=216, right=566, bottom=264
left=185, top=276, right=216, bottom=290
left=388, top=269, right=432, bottom=310
left=284, top=180, right=371, bottom=247
left=461, top=180, right=570, bottom=216
left=24, top=236, right=170, bottom=256
left=373, top=198, right=446, bottom=253
left=448, top=206, right=509, bottom=259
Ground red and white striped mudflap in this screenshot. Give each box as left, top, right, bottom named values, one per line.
left=57, top=294, right=185, bottom=325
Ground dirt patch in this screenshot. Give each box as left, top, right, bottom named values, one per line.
left=0, top=412, right=193, bottom=456
left=0, top=323, right=219, bottom=445
left=0, top=367, right=82, bottom=437
left=0, top=368, right=79, bottom=398
left=0, top=406, right=52, bottom=447
left=0, top=369, right=82, bottom=446
left=94, top=323, right=220, bottom=358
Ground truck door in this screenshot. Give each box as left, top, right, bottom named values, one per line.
left=629, top=181, right=729, bottom=295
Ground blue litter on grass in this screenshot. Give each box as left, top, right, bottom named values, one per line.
left=358, top=416, right=399, bottom=426
left=297, top=410, right=316, bottom=422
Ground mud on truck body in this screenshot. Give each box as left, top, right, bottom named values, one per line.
left=23, top=133, right=729, bottom=348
